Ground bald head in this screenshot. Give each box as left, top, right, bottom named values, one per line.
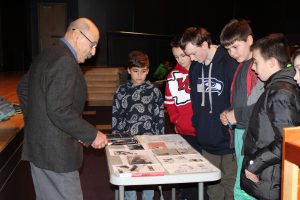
left=67, top=18, right=99, bottom=35
left=64, top=18, right=100, bottom=63
left=65, top=18, right=100, bottom=42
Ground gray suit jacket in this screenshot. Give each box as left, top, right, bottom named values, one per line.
left=17, top=40, right=97, bottom=172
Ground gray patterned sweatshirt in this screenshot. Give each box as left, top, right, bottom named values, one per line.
left=112, top=80, right=165, bottom=135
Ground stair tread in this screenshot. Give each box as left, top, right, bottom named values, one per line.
left=86, top=100, right=113, bottom=106
left=87, top=97, right=113, bottom=101
left=88, top=89, right=116, bottom=93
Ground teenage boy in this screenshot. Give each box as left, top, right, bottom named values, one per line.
left=241, top=33, right=300, bottom=200
left=219, top=19, right=264, bottom=200
left=112, top=50, right=165, bottom=200
left=165, top=35, right=195, bottom=144
left=164, top=35, right=197, bottom=199
left=179, top=27, right=238, bottom=199
left=292, top=48, right=300, bottom=86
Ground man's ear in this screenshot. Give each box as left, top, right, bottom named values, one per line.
left=127, top=68, right=131, bottom=74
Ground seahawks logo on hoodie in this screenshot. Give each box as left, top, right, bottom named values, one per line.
left=197, top=77, right=224, bottom=96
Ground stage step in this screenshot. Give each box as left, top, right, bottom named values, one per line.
left=86, top=99, right=113, bottom=106
left=82, top=67, right=126, bottom=106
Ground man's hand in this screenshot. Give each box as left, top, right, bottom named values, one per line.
left=245, top=169, right=259, bottom=183
left=91, top=131, right=108, bottom=149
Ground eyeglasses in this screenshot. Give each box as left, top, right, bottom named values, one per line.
left=72, top=28, right=97, bottom=49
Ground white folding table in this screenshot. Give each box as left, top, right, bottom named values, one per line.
left=105, top=134, right=221, bottom=200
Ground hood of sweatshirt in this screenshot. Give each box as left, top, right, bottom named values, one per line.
left=265, top=67, right=297, bottom=88
left=125, top=80, right=152, bottom=90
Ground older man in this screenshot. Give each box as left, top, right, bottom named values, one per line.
left=17, top=18, right=107, bottom=200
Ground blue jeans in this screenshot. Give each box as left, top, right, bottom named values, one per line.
left=125, top=190, right=154, bottom=200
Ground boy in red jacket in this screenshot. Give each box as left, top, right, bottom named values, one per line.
left=165, top=35, right=195, bottom=143
left=164, top=35, right=198, bottom=200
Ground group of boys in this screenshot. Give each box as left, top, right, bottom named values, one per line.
left=112, top=20, right=242, bottom=199
left=112, top=19, right=300, bottom=200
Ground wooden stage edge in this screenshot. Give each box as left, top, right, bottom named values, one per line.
left=0, top=72, right=25, bottom=104
left=0, top=72, right=25, bottom=152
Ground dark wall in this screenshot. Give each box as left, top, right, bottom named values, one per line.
left=1, top=0, right=300, bottom=72
left=0, top=2, right=30, bottom=71
left=78, top=0, right=135, bottom=66
left=133, top=0, right=300, bottom=43
left=0, top=0, right=78, bottom=72
left=133, top=0, right=235, bottom=40
left=107, top=32, right=173, bottom=76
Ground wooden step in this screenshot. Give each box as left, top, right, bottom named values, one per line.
left=87, top=87, right=117, bottom=93
left=87, top=93, right=114, bottom=99
left=86, top=82, right=118, bottom=87
left=82, top=67, right=125, bottom=107
left=96, top=124, right=112, bottom=130
left=88, top=85, right=117, bottom=89
left=86, top=99, right=113, bottom=106
left=83, top=67, right=122, bottom=75
left=82, top=111, right=97, bottom=115
left=84, top=74, right=119, bottom=81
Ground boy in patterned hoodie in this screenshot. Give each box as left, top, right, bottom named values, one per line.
left=112, top=50, right=165, bottom=200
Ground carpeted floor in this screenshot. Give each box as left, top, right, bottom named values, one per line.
left=80, top=147, right=176, bottom=200
left=80, top=147, right=115, bottom=200
left=12, top=147, right=175, bottom=200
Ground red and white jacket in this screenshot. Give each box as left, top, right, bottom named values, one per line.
left=164, top=64, right=195, bottom=136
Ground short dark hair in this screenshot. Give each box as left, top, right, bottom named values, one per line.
left=170, top=34, right=181, bottom=48
left=220, top=19, right=253, bottom=47
left=251, top=33, right=290, bottom=69
left=179, top=27, right=212, bottom=50
left=128, top=50, right=149, bottom=69
left=292, top=48, right=300, bottom=65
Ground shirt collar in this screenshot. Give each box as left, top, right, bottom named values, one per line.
left=60, top=38, right=78, bottom=62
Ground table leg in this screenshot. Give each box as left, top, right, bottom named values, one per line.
left=198, top=182, right=203, bottom=200
left=172, top=187, right=176, bottom=200
left=119, top=186, right=125, bottom=200
left=115, top=188, right=119, bottom=200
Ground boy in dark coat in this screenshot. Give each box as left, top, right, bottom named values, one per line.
left=241, top=33, right=300, bottom=200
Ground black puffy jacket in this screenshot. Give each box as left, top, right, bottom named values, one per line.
left=241, top=68, right=300, bottom=200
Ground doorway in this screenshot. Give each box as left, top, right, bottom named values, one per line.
left=38, top=3, right=67, bottom=52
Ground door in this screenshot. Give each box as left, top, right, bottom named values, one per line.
left=38, top=3, right=66, bottom=52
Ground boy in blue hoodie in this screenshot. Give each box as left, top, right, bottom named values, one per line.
left=179, top=27, right=238, bottom=199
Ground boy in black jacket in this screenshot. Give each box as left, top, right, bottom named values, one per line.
left=241, top=33, right=300, bottom=200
